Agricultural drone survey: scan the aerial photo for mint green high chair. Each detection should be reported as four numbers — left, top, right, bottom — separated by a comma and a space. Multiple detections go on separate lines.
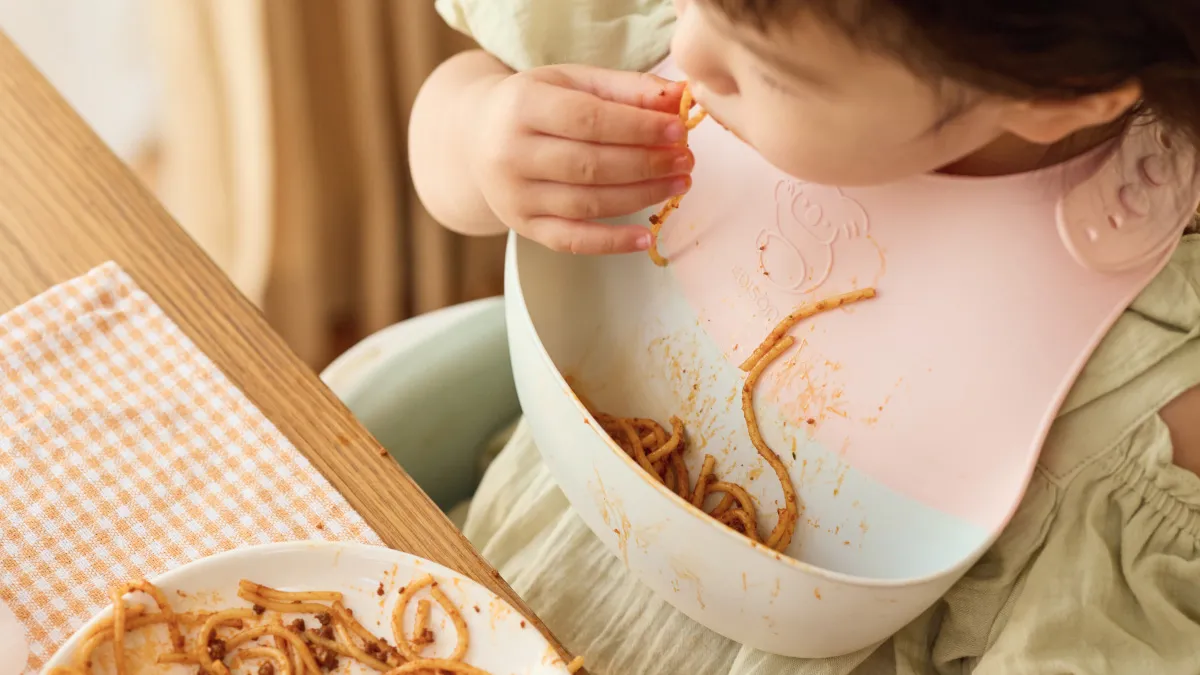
321, 297, 520, 522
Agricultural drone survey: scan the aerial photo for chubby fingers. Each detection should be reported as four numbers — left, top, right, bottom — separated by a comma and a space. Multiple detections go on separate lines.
518, 136, 693, 185
518, 81, 686, 146
525, 219, 654, 255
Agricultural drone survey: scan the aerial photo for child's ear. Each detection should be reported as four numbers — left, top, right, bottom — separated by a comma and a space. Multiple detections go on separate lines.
1000, 81, 1142, 145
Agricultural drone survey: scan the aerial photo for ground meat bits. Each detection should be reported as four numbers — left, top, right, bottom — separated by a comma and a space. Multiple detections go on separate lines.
205, 637, 227, 661
414, 629, 435, 647
289, 618, 306, 633
258, 662, 275, 675
312, 647, 339, 671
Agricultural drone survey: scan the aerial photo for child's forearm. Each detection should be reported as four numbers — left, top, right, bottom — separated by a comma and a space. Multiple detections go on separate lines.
410, 50, 512, 237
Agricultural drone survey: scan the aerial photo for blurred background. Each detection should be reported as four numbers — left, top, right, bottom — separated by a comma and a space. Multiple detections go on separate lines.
2, 0, 504, 369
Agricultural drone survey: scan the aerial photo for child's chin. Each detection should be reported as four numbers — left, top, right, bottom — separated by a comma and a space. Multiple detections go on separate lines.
770, 155, 914, 188
706, 108, 748, 145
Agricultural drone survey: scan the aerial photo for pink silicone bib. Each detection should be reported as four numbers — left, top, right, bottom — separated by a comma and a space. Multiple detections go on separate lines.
652, 59, 1200, 532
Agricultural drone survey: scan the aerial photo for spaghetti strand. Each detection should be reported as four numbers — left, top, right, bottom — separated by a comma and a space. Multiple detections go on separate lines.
743, 336, 801, 551
648, 82, 708, 267
738, 288, 877, 372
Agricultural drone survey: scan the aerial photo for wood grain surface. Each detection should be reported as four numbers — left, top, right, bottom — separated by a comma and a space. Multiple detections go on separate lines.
0, 30, 569, 661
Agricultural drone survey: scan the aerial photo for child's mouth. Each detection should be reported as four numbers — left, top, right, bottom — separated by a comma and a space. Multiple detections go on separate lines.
686, 84, 749, 147
703, 107, 749, 146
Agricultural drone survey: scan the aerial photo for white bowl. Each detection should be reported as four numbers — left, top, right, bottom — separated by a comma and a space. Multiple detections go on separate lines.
504, 233, 982, 657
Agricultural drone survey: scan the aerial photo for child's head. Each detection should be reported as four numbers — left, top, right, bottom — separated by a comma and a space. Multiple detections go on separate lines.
672, 0, 1197, 186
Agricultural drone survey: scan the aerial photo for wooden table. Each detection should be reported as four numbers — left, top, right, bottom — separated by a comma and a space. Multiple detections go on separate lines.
0, 30, 566, 659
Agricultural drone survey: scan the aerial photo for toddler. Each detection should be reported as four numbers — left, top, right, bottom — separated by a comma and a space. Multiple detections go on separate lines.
410, 1, 1200, 672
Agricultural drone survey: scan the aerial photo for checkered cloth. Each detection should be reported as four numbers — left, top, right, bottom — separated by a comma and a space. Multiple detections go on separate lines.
0, 263, 383, 673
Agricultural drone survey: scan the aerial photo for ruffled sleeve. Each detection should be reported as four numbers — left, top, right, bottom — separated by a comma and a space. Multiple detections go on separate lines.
961, 236, 1200, 674
435, 0, 675, 71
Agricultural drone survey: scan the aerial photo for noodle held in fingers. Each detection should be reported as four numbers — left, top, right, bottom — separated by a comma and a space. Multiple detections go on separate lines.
648, 82, 708, 267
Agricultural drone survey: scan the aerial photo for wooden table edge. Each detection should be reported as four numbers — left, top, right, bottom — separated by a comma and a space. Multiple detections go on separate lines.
0, 29, 574, 666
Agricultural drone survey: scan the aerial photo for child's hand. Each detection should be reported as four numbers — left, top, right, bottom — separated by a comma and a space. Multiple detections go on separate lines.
469, 65, 693, 255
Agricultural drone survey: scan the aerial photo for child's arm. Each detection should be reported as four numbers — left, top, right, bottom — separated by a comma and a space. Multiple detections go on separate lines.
409, 50, 693, 255
409, 50, 513, 239
1163, 385, 1200, 474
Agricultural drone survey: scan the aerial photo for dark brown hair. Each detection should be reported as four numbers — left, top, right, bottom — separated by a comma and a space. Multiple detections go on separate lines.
708, 0, 1200, 142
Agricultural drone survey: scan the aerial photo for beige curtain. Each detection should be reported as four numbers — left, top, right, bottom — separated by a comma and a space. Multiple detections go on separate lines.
147, 0, 506, 368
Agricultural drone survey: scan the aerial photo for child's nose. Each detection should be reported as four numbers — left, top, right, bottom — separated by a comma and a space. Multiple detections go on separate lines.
694, 71, 739, 98
673, 49, 738, 97
671, 16, 739, 98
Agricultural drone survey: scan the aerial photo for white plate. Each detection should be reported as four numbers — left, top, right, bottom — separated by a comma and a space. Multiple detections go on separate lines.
42, 541, 572, 675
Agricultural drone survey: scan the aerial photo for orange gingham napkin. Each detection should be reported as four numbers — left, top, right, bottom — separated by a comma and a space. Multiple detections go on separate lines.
0, 262, 384, 672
